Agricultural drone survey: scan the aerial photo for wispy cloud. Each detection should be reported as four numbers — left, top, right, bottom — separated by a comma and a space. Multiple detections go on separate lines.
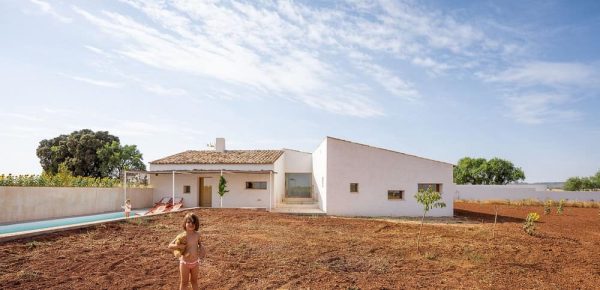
71, 0, 508, 117
0, 112, 43, 122
485, 61, 599, 88
505, 93, 582, 124
84, 45, 113, 58
63, 74, 122, 88
143, 84, 187, 96
483, 61, 598, 124
29, 0, 72, 23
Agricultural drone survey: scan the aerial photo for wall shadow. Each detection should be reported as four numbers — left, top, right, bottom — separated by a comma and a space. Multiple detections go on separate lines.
454, 209, 525, 223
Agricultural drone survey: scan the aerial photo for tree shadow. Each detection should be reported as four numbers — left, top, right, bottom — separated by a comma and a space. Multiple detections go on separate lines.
454, 209, 525, 223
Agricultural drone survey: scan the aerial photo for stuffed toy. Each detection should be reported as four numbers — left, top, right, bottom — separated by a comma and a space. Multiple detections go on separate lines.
173, 232, 190, 258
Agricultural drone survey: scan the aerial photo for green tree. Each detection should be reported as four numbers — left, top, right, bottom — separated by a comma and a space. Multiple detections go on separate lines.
97, 141, 146, 178
453, 157, 487, 184
218, 175, 229, 208
563, 177, 583, 191
36, 129, 145, 178
453, 157, 525, 185
414, 187, 446, 253
564, 170, 600, 191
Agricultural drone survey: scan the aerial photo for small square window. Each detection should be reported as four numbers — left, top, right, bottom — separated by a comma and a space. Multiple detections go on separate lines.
388, 190, 404, 200
183, 185, 191, 194
350, 183, 359, 193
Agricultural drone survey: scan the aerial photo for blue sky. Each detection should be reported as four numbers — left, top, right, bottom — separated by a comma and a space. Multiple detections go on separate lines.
1, 0, 599, 182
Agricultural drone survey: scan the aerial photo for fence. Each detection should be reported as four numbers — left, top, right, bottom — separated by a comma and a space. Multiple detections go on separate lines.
0, 186, 154, 224
455, 185, 599, 201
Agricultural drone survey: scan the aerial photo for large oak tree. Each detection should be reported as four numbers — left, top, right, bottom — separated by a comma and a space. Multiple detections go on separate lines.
36, 129, 146, 178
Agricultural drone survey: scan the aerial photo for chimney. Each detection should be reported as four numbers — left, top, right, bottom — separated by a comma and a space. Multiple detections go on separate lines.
215, 138, 225, 152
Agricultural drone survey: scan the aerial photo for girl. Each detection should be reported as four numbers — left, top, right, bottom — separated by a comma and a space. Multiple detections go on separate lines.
169, 213, 206, 290
122, 199, 132, 218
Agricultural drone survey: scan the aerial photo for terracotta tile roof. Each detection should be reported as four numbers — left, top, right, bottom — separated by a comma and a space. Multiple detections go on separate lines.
150, 150, 284, 165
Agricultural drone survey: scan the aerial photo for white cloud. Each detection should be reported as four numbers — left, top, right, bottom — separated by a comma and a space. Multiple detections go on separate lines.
29, 0, 72, 23
0, 112, 43, 122
72, 1, 513, 117
143, 84, 187, 96
505, 93, 581, 124
412, 57, 450, 74
485, 61, 599, 88
64, 74, 122, 88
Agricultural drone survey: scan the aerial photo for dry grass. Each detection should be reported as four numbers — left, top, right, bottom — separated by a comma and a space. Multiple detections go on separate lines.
455, 198, 600, 208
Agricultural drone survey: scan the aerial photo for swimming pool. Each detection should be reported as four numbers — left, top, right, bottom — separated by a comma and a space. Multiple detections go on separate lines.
0, 210, 145, 235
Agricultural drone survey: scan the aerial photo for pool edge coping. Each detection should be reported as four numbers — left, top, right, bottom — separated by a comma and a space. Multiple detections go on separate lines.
0, 207, 201, 243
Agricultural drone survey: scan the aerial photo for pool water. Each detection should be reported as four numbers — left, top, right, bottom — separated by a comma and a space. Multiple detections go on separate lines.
0, 210, 145, 235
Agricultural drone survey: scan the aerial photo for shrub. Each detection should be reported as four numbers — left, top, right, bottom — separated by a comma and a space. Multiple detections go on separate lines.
523, 212, 540, 235
543, 200, 552, 215
557, 199, 565, 215
0, 170, 147, 188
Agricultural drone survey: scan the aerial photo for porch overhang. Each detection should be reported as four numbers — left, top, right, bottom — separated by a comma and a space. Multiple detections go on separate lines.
141, 169, 276, 175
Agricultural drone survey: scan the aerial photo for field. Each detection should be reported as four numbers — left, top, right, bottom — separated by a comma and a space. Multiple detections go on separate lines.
1, 203, 598, 289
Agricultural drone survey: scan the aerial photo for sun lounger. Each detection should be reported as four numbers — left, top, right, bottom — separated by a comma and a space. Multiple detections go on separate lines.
140, 197, 172, 215
163, 198, 184, 213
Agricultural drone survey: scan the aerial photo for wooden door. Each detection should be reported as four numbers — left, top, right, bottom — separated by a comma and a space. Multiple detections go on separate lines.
199, 177, 212, 207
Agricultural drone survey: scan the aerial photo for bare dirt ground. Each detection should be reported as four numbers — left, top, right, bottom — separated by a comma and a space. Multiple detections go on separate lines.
1, 203, 599, 289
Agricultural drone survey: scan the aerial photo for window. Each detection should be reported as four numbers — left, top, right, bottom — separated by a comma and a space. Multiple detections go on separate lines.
246, 181, 267, 189
418, 183, 442, 192
350, 183, 359, 193
388, 190, 404, 200
286, 173, 311, 198
183, 185, 191, 194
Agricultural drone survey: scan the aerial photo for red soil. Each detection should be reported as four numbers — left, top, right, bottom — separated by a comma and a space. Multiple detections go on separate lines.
0, 203, 598, 289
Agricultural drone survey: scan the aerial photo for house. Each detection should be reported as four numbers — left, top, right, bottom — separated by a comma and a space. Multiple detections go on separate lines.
148, 137, 454, 217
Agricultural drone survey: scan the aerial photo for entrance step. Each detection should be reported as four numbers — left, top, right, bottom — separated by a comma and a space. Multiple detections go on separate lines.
276, 203, 321, 209
282, 197, 317, 205
271, 207, 326, 216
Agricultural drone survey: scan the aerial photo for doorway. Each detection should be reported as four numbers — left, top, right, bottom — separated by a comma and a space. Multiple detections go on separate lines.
198, 177, 212, 207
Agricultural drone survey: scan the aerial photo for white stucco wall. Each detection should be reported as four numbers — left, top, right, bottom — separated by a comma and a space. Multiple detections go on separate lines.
0, 187, 154, 224
283, 149, 312, 172
312, 138, 327, 211
455, 185, 600, 201
150, 173, 203, 207
325, 137, 454, 217
149, 168, 275, 209
217, 173, 271, 208
273, 155, 285, 207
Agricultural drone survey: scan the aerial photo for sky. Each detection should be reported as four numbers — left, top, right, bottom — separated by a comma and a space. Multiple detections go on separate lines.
1, 0, 599, 183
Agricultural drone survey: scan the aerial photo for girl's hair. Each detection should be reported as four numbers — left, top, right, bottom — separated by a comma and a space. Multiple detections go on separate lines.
182, 213, 200, 231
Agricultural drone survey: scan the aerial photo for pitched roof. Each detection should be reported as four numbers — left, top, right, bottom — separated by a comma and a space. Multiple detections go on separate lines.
150, 150, 284, 165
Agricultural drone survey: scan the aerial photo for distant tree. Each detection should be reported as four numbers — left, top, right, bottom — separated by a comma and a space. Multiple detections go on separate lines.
36, 129, 145, 178
563, 170, 600, 191
453, 157, 525, 185
414, 187, 446, 253
453, 157, 487, 184
563, 177, 583, 191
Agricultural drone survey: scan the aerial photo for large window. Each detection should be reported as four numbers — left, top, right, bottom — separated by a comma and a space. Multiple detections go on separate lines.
286, 173, 311, 198
350, 183, 359, 193
418, 183, 442, 192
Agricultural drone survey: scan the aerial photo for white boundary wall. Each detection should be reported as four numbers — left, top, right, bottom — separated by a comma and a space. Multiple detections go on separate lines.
0, 187, 154, 224
455, 185, 600, 201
